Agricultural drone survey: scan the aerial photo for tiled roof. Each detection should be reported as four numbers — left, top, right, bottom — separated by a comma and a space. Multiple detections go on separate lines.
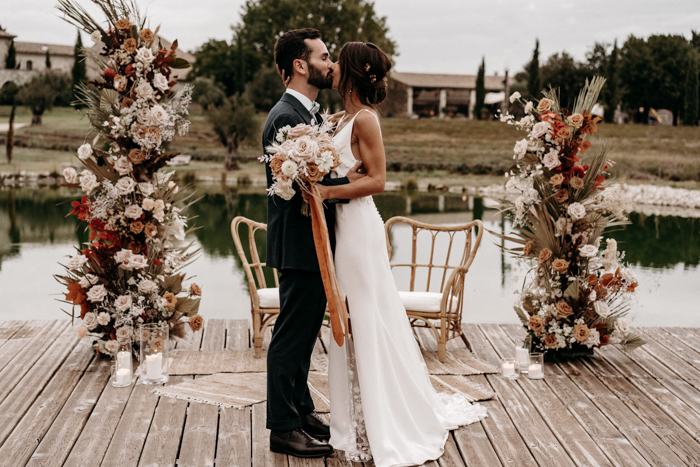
0, 30, 17, 39
390, 71, 514, 91
14, 41, 74, 56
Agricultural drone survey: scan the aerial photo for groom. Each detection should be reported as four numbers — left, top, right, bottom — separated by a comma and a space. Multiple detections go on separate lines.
262, 28, 363, 458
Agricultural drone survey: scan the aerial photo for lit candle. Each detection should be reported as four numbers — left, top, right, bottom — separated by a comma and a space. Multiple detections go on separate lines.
515, 347, 529, 372
116, 367, 131, 385
146, 353, 162, 380
528, 363, 544, 379
502, 361, 515, 377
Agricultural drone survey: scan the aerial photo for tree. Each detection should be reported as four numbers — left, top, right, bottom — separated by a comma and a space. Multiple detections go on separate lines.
16, 73, 61, 125
474, 57, 485, 120
45, 50, 51, 68
647, 34, 691, 125
206, 94, 259, 170
3, 83, 18, 164
192, 77, 226, 110
603, 40, 618, 123
191, 39, 247, 96
526, 39, 541, 98
246, 65, 286, 111
540, 52, 587, 110
5, 39, 16, 69
71, 31, 87, 105
683, 50, 699, 126
619, 35, 654, 123
0, 81, 18, 105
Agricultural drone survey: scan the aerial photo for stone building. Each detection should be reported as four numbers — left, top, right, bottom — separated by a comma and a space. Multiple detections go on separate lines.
383, 71, 515, 119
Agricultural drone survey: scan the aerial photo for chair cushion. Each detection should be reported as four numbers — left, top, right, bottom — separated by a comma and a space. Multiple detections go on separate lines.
399, 291, 459, 313
257, 288, 280, 309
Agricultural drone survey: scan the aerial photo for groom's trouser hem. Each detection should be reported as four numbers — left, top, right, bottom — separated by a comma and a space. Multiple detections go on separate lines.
266, 417, 303, 431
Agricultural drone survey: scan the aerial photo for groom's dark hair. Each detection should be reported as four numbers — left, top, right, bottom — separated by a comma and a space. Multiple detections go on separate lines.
274, 28, 322, 80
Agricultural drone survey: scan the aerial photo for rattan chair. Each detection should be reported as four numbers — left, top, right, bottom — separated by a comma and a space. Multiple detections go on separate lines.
385, 216, 483, 362
231, 216, 280, 358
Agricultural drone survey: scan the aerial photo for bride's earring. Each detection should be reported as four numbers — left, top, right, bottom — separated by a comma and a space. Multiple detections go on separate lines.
349, 88, 353, 94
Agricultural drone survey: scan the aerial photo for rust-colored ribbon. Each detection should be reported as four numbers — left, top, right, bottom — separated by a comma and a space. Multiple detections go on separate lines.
309, 187, 350, 347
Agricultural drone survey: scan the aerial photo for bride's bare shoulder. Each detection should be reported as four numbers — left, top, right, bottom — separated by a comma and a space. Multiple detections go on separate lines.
353, 110, 381, 137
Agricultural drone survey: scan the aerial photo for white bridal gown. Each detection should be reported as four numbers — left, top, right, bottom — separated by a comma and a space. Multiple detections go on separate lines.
328, 110, 488, 467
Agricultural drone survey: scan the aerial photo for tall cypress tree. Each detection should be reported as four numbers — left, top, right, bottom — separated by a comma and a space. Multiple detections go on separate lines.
604, 40, 618, 123
527, 39, 541, 98
683, 51, 699, 126
71, 31, 87, 104
45, 50, 51, 68
474, 57, 486, 120
5, 39, 16, 69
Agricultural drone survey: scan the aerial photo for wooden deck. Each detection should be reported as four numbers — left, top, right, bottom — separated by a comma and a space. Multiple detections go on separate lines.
1, 319, 700, 467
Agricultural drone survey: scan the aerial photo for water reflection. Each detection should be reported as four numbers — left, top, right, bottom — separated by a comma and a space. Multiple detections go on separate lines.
0, 186, 698, 326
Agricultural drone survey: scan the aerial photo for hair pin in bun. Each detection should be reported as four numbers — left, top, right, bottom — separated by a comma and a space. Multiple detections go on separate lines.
364, 63, 371, 72
369, 74, 376, 83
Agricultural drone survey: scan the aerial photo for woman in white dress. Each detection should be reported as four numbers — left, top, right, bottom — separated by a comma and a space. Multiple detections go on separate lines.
316, 42, 488, 467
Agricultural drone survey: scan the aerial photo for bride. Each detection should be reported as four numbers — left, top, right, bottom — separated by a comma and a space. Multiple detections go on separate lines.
316, 42, 488, 467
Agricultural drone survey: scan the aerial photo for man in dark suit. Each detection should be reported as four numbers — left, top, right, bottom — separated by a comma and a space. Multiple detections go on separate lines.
262, 28, 363, 458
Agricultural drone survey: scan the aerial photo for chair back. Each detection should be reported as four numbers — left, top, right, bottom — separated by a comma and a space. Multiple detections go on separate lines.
231, 217, 279, 309
384, 217, 483, 295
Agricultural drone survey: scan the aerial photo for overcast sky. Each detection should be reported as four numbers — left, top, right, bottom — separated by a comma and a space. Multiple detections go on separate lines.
2, 0, 699, 75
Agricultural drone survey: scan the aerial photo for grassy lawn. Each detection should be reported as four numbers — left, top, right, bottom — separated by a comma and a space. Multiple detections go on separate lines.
1, 105, 699, 189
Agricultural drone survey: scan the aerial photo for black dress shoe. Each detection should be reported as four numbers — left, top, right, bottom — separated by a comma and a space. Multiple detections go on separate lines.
301, 411, 331, 441
270, 428, 334, 458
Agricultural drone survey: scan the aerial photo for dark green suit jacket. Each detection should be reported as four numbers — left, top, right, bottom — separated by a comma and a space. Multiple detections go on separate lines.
263, 93, 349, 272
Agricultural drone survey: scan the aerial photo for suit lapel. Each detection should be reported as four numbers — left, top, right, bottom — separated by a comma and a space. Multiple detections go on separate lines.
281, 93, 313, 124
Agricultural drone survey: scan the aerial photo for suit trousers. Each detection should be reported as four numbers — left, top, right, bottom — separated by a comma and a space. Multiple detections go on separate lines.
266, 268, 327, 430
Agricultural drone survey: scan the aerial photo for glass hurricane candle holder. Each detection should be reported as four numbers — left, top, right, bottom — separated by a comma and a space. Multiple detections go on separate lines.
501, 358, 519, 380
112, 329, 133, 388
139, 322, 169, 385
527, 352, 545, 380
515, 335, 531, 374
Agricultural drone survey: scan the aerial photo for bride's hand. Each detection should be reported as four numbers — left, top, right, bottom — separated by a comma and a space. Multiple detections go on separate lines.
315, 184, 331, 200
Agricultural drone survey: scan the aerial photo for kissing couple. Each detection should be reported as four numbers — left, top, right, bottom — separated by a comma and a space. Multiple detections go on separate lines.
263, 28, 487, 467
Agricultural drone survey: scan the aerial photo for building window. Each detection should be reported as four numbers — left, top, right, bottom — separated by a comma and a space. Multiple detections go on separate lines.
26, 61, 32, 70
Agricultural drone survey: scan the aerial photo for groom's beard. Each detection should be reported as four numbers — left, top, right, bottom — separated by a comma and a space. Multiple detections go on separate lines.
308, 64, 333, 90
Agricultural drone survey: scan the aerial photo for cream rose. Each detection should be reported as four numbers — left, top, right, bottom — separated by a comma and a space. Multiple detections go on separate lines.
135, 79, 154, 100
542, 150, 561, 170
77, 144, 93, 160
616, 318, 630, 334
620, 268, 636, 284
80, 171, 100, 193
150, 104, 169, 126
87, 285, 107, 303
531, 121, 550, 138
129, 254, 148, 270
90, 30, 101, 43
138, 182, 155, 196
293, 136, 319, 162
136, 107, 152, 125
63, 167, 77, 184
524, 101, 534, 114
96, 311, 111, 326
135, 47, 155, 65
114, 75, 128, 92
124, 205, 143, 220
104, 340, 119, 355
67, 254, 88, 270
83, 312, 97, 330
537, 98, 553, 113
584, 328, 600, 348
153, 73, 169, 92
114, 295, 132, 312
79, 274, 99, 289
567, 202, 586, 220
116, 326, 132, 341
276, 183, 296, 200
138, 279, 159, 294
114, 156, 133, 176
142, 198, 155, 211
114, 248, 133, 265
579, 244, 599, 258
115, 177, 136, 196
513, 139, 528, 159
594, 300, 610, 317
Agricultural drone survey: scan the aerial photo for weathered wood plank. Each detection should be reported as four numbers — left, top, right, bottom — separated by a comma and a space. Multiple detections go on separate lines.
63, 373, 138, 467
227, 319, 250, 350
0, 337, 95, 466
288, 454, 325, 467
644, 327, 700, 370
137, 376, 191, 467
0, 321, 77, 446
0, 320, 68, 404
632, 328, 700, 384
558, 358, 687, 466
100, 382, 161, 467
500, 325, 653, 467
580, 352, 700, 463
436, 433, 465, 467
252, 402, 289, 467
0, 321, 45, 373
665, 327, 700, 355
0, 320, 26, 347
452, 418, 502, 467
25, 357, 111, 467
177, 318, 225, 467
217, 407, 252, 467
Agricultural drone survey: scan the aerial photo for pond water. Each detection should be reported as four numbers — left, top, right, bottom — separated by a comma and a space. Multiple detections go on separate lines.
0, 186, 698, 327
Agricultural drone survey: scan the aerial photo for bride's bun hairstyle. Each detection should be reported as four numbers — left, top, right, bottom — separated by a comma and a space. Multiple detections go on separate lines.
338, 42, 392, 106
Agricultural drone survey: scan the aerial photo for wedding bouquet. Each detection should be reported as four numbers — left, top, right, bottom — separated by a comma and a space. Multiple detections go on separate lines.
496, 77, 645, 356
261, 118, 341, 213
54, 0, 202, 357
